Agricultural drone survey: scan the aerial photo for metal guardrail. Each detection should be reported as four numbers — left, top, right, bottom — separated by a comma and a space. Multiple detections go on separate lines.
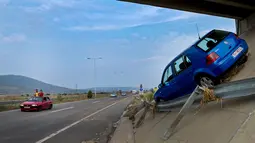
157, 77, 255, 111
0, 100, 24, 105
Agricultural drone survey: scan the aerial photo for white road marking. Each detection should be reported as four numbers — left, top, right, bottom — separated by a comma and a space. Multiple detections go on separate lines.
0, 109, 19, 114
92, 101, 100, 104
35, 98, 128, 143
50, 107, 74, 113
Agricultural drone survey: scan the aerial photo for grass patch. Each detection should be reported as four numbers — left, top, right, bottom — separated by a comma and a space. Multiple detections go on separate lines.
0, 103, 20, 112
0, 95, 28, 101
140, 92, 154, 102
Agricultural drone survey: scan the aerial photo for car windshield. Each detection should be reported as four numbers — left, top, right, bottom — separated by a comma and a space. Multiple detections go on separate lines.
27, 97, 43, 102
196, 30, 229, 52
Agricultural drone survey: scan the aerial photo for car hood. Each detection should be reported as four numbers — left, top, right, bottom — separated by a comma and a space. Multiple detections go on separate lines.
22, 101, 41, 105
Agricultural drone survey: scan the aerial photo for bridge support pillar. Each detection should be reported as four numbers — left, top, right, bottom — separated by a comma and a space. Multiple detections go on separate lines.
236, 12, 255, 36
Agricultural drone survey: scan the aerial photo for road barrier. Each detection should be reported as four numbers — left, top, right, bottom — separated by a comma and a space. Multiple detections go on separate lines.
0, 100, 24, 105
157, 77, 255, 111
158, 77, 255, 140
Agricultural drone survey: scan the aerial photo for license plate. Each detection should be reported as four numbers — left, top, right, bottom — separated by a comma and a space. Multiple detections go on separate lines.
232, 47, 243, 58
24, 106, 30, 109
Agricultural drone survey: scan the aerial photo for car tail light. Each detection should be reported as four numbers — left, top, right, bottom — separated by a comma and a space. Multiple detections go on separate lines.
206, 52, 219, 65
234, 34, 239, 39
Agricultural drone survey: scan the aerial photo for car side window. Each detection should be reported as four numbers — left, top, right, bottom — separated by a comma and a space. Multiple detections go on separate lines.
162, 65, 174, 84
174, 56, 192, 74
184, 55, 192, 67
46, 97, 50, 101
43, 97, 47, 101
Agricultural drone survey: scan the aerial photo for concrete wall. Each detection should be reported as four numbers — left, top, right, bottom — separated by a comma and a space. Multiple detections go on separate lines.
236, 12, 255, 35
232, 18, 255, 81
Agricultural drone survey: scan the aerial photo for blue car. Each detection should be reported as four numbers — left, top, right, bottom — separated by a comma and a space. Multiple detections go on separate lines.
154, 29, 249, 102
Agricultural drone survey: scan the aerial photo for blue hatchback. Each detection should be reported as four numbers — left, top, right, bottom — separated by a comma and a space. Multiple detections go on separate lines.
154, 29, 249, 102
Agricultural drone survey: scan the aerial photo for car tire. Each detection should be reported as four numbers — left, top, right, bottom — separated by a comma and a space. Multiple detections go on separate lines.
37, 106, 42, 112
155, 97, 160, 103
48, 104, 53, 110
198, 76, 215, 88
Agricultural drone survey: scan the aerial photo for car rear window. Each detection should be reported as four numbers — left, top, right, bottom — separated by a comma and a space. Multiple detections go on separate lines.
196, 30, 230, 52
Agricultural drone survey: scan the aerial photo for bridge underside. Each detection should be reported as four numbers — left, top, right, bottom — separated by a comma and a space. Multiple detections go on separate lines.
120, 0, 255, 35
120, 0, 255, 20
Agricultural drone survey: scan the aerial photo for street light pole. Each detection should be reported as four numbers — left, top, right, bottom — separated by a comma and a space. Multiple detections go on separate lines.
87, 57, 102, 98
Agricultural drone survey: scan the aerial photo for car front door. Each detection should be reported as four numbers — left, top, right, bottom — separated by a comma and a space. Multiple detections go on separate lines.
158, 64, 180, 101
173, 55, 196, 96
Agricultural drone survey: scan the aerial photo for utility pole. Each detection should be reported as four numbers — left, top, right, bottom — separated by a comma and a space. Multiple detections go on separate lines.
87, 57, 102, 98
75, 84, 78, 94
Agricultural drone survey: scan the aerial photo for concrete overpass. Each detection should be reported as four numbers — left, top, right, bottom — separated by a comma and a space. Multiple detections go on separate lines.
119, 0, 255, 35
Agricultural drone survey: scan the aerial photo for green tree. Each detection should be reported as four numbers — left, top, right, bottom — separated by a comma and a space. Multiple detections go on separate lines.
87, 90, 93, 99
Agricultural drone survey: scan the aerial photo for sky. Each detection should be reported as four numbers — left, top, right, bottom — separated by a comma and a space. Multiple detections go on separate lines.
0, 0, 236, 89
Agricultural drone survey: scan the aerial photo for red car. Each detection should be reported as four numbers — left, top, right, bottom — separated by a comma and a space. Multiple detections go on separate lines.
20, 97, 53, 112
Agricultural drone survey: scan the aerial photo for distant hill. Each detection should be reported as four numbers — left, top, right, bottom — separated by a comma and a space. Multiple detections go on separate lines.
0, 75, 71, 95
0, 75, 140, 95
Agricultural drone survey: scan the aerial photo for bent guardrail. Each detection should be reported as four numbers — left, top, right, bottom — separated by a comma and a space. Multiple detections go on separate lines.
0, 100, 24, 105
157, 77, 255, 111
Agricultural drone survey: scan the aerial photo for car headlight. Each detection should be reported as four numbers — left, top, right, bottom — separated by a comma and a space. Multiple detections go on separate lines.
32, 104, 37, 106
20, 104, 24, 106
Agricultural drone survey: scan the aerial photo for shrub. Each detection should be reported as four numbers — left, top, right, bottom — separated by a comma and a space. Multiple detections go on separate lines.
87, 90, 93, 99
26, 94, 29, 97
57, 95, 63, 101
21, 94, 24, 96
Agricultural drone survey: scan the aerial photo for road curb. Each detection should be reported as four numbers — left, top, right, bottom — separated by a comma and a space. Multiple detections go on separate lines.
109, 98, 135, 143
109, 117, 135, 143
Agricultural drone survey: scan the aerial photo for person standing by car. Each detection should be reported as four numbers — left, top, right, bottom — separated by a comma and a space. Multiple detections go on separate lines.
39, 89, 44, 97
34, 89, 39, 97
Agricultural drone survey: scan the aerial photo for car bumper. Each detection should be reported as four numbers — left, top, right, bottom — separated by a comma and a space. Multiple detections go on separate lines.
20, 106, 39, 111
212, 40, 249, 76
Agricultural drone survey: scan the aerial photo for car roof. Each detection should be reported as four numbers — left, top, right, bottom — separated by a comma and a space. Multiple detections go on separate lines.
165, 29, 227, 68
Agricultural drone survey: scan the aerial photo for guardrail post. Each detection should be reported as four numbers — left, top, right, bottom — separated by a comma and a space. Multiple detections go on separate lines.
162, 86, 202, 140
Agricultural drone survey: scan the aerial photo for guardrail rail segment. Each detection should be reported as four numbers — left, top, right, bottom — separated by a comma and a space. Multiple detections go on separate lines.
157, 77, 255, 111
157, 77, 255, 140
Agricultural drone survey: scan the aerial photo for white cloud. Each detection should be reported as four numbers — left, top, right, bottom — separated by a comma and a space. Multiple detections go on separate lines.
22, 0, 79, 12
133, 56, 166, 63
199, 26, 236, 37
66, 25, 120, 31
67, 12, 198, 31
53, 17, 60, 22
0, 0, 9, 6
64, 2, 201, 31
0, 34, 27, 43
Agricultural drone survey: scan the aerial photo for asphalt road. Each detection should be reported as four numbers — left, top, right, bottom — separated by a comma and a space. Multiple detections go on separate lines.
0, 96, 132, 143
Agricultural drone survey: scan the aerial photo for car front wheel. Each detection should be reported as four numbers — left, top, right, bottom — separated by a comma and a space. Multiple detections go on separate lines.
155, 97, 161, 103
37, 106, 42, 112
48, 104, 53, 110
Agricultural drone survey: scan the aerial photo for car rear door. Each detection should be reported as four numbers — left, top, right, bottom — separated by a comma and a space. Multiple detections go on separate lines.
172, 55, 197, 96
